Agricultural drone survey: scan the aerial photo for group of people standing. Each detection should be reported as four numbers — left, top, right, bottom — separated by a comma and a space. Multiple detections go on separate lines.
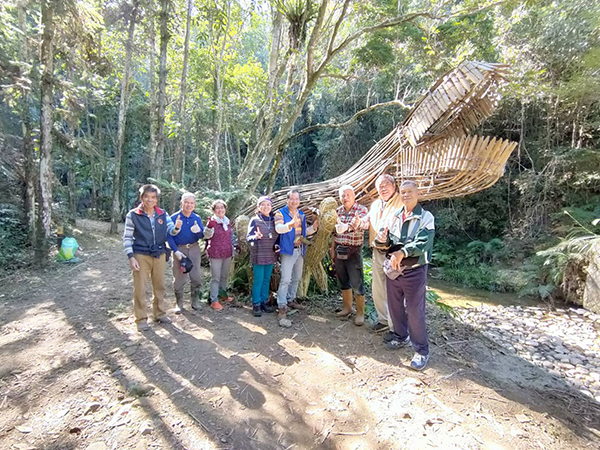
123, 175, 435, 371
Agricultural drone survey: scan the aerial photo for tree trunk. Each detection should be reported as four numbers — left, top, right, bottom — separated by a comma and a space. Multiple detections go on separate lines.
171, 0, 192, 210
224, 128, 232, 188
148, 0, 158, 178
153, 0, 170, 179
209, 76, 222, 190
18, 0, 36, 244
36, 0, 56, 264
208, 0, 232, 191
109, 2, 138, 234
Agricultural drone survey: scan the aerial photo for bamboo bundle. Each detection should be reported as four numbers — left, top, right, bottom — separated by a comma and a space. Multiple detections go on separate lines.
298, 197, 338, 296
256, 61, 517, 214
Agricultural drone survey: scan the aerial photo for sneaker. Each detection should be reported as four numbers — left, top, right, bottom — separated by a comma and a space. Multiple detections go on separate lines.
410, 353, 429, 371
383, 331, 400, 343
384, 335, 410, 351
220, 296, 234, 303
287, 300, 306, 310
372, 322, 389, 333
155, 315, 172, 324
211, 301, 224, 311
261, 302, 274, 313
136, 321, 150, 332
253, 304, 262, 317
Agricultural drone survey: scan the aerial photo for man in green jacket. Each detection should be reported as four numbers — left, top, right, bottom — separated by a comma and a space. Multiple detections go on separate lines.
376, 180, 435, 370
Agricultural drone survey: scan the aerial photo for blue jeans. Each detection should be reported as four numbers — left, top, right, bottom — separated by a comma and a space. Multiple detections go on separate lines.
252, 264, 274, 305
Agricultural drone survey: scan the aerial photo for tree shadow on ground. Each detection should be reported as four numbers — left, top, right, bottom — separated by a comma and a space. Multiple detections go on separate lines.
3, 224, 600, 448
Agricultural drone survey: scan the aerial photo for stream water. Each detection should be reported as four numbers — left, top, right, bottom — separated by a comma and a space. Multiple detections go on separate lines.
428, 278, 541, 309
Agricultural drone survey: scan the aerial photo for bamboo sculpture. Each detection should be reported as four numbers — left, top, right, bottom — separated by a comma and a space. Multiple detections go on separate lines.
237, 61, 518, 295
256, 61, 518, 212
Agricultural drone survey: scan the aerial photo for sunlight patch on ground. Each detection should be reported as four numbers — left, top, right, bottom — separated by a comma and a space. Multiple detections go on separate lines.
278, 339, 350, 373
306, 314, 330, 323
82, 268, 103, 279
230, 318, 268, 335
178, 320, 215, 341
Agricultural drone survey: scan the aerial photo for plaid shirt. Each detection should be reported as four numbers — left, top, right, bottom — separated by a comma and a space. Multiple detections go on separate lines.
334, 202, 369, 247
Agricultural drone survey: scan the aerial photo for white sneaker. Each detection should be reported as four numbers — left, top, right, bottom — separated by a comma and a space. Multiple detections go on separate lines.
410, 353, 429, 371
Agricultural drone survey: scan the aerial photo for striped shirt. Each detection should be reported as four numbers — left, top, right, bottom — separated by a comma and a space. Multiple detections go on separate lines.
334, 202, 369, 247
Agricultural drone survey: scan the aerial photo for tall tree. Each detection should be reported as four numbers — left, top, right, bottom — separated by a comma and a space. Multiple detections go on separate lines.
207, 0, 233, 190
171, 0, 193, 208
153, 0, 170, 179
110, 1, 139, 234
147, 0, 158, 179
17, 0, 36, 243
36, 0, 56, 263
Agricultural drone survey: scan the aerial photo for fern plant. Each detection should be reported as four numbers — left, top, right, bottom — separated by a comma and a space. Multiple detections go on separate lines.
537, 212, 600, 299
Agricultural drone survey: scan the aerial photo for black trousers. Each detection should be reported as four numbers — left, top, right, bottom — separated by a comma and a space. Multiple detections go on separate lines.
386, 265, 429, 355
335, 248, 365, 295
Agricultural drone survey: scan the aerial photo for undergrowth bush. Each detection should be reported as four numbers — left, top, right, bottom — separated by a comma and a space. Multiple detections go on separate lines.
0, 204, 30, 270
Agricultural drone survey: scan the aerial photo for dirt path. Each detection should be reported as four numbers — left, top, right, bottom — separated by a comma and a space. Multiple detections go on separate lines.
1, 220, 599, 450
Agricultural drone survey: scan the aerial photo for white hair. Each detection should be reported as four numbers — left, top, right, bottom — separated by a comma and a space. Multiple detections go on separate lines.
338, 184, 355, 197
180, 192, 196, 203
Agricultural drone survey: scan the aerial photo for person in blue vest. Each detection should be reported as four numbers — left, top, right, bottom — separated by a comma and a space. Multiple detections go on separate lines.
274, 189, 318, 328
123, 184, 178, 332
166, 192, 205, 313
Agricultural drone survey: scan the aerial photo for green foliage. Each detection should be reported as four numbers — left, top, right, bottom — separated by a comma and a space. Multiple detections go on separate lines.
537, 213, 600, 291
0, 204, 30, 270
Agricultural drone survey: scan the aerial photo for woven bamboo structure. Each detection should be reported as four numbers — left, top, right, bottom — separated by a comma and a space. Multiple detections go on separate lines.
260, 61, 518, 212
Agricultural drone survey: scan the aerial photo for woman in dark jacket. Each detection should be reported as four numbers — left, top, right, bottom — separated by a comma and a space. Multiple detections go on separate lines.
246, 196, 279, 317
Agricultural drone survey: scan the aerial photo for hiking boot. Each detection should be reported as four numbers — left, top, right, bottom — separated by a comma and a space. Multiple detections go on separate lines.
410, 353, 429, 371
335, 289, 353, 318
174, 291, 184, 314
261, 302, 274, 313
253, 304, 262, 317
278, 306, 292, 328
372, 322, 389, 333
211, 301, 224, 311
136, 321, 150, 332
288, 300, 306, 310
191, 286, 202, 310
384, 335, 410, 350
354, 294, 365, 326
155, 315, 172, 324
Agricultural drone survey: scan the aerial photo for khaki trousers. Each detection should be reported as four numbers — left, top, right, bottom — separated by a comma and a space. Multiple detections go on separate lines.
372, 249, 392, 329
172, 244, 202, 294
132, 253, 167, 322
